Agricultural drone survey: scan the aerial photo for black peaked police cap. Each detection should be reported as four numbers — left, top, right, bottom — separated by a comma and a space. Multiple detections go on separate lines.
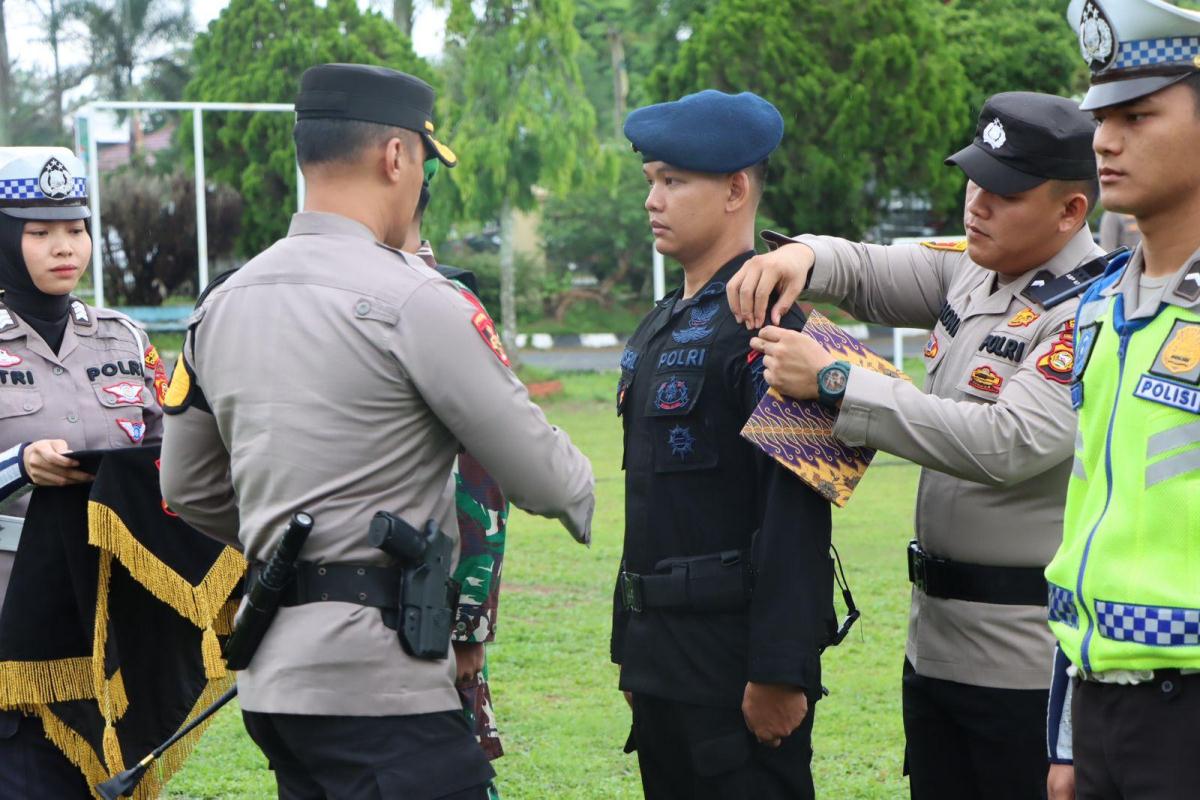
944, 92, 1096, 196
295, 63, 457, 167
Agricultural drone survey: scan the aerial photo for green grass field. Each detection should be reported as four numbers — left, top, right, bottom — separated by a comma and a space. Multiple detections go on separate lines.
164, 370, 921, 799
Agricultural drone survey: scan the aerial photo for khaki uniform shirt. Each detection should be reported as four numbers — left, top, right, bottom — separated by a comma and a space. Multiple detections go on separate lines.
780, 226, 1101, 689
0, 299, 164, 617
160, 212, 595, 717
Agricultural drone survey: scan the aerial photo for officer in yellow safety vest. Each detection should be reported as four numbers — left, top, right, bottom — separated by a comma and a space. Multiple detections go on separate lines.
1044, 2, 1200, 799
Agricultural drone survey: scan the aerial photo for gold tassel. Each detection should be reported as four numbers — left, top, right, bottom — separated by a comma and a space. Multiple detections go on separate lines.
102, 719, 125, 774
145, 673, 237, 798
214, 596, 239, 636
201, 627, 226, 679
87, 501, 245, 630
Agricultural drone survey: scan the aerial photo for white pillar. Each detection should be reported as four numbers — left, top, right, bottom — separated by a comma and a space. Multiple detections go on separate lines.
893, 327, 904, 371
87, 109, 104, 308
193, 109, 209, 291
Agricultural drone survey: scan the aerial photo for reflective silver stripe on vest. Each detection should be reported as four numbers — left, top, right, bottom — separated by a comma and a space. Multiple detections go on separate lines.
1146, 448, 1200, 488
1148, 420, 1200, 458
1073, 430, 1087, 480
0, 514, 24, 553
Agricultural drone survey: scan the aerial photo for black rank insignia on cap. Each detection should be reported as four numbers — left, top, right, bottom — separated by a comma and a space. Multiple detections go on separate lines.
1079, 0, 1118, 72
39, 157, 72, 201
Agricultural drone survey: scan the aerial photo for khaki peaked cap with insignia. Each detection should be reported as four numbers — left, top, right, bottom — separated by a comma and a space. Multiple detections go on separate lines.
295, 63, 457, 167
1068, 0, 1200, 109
0, 147, 90, 220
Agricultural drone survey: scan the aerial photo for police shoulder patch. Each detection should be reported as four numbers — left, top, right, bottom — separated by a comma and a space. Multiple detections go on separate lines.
460, 290, 510, 368
920, 240, 968, 252
162, 355, 209, 415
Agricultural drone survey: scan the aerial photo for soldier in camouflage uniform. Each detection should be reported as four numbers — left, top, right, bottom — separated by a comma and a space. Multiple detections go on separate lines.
408, 171, 507, 790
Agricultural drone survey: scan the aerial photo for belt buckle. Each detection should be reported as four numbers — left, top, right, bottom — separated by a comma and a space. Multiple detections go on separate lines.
620, 571, 643, 613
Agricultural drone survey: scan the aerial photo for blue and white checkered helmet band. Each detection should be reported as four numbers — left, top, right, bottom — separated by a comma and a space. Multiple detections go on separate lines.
1114, 36, 1200, 70
0, 176, 87, 202
1095, 599, 1200, 647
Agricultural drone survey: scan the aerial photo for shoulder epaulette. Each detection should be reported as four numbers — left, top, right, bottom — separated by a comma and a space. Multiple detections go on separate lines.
1022, 247, 1129, 309
919, 240, 968, 253
436, 264, 479, 297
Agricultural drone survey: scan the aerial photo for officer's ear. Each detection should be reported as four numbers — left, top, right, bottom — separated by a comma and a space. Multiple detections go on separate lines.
383, 132, 421, 185
725, 170, 753, 214
1053, 178, 1094, 234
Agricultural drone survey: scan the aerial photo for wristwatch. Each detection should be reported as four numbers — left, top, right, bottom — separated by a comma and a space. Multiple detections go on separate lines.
816, 360, 851, 409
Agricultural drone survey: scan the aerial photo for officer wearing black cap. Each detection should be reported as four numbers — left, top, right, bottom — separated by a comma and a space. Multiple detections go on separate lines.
1043, 3, 1200, 799
611, 89, 836, 799
725, 92, 1105, 800
159, 64, 596, 798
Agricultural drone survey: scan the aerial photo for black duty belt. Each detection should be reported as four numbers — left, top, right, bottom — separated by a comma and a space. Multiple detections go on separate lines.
619, 549, 751, 614
248, 562, 401, 610
907, 541, 1047, 607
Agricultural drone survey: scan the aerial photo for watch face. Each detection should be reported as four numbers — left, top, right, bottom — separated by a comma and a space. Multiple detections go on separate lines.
820, 366, 847, 394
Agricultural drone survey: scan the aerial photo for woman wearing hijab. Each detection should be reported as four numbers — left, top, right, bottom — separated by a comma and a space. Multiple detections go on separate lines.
0, 147, 166, 795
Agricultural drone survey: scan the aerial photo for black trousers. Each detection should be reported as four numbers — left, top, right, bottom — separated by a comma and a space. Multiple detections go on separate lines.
628, 693, 816, 800
902, 660, 1048, 800
242, 709, 495, 800
1073, 672, 1200, 800
0, 710, 92, 799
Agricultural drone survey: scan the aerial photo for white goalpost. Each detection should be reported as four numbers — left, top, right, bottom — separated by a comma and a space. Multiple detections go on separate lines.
77, 100, 301, 308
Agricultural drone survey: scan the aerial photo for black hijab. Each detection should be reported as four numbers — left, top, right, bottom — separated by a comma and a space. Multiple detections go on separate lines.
0, 212, 73, 353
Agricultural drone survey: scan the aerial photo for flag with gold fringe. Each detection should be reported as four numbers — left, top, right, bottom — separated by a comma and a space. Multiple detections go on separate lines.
0, 446, 243, 799
740, 311, 911, 507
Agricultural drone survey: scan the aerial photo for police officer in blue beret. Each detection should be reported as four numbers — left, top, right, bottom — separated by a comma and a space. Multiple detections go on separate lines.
611, 90, 836, 799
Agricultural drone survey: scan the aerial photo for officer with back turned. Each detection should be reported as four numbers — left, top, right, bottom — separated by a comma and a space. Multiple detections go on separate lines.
159, 64, 595, 799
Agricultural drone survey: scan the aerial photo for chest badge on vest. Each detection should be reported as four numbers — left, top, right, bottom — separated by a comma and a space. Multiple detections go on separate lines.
1007, 307, 1039, 328
0, 349, 22, 368
666, 425, 696, 459
655, 376, 690, 411
1150, 321, 1200, 385
103, 381, 145, 406
1074, 322, 1101, 380
672, 301, 720, 344
116, 418, 146, 443
968, 365, 1003, 394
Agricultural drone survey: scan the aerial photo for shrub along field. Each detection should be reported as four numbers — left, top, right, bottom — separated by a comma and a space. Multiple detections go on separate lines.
165, 371, 921, 799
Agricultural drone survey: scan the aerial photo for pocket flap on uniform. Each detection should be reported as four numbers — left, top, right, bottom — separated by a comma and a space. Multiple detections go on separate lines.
690, 729, 751, 777
92, 380, 147, 409
0, 390, 42, 419
645, 371, 705, 417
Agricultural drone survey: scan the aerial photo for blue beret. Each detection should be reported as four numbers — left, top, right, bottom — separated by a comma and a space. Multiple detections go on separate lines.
623, 90, 784, 174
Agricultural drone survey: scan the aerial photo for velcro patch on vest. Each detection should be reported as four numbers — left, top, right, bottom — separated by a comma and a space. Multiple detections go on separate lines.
1074, 322, 1102, 379
656, 346, 708, 372
1133, 374, 1200, 414
1150, 320, 1200, 385
979, 333, 1026, 364
646, 372, 704, 417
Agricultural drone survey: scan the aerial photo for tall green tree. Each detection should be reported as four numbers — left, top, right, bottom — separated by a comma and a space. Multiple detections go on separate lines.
945, 0, 1086, 145
74, 0, 192, 150
438, 0, 598, 353
661, 0, 970, 240
185, 0, 429, 255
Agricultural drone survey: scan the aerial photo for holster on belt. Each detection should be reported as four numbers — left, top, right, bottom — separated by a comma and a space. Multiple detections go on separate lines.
907, 539, 1047, 607
619, 549, 752, 614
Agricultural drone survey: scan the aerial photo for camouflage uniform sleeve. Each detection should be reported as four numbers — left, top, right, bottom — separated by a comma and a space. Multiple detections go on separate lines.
451, 451, 508, 644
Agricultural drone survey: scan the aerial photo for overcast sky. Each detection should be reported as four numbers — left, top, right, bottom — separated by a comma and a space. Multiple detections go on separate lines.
7, 0, 447, 76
